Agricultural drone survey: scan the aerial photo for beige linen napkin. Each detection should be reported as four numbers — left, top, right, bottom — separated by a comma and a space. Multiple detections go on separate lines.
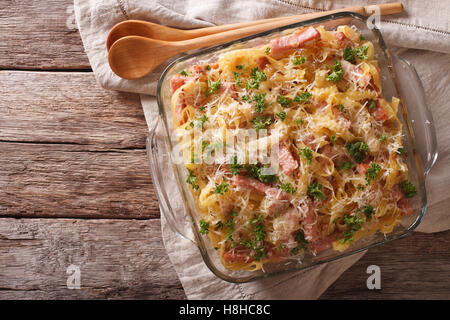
75, 0, 450, 299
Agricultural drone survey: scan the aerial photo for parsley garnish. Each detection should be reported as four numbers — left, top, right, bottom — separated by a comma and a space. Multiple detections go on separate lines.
365, 163, 381, 184
399, 180, 417, 198
253, 92, 267, 112
252, 116, 272, 131
326, 60, 344, 82
299, 147, 313, 164
245, 164, 278, 184
293, 92, 312, 103
276, 111, 287, 121
206, 78, 221, 96
340, 213, 366, 244
179, 70, 189, 76
346, 141, 370, 163
280, 183, 296, 194
196, 114, 208, 129
205, 65, 211, 71
246, 67, 267, 90
343, 47, 356, 64
358, 205, 374, 219
214, 182, 229, 195
241, 94, 251, 102
186, 169, 199, 190
199, 219, 210, 235
295, 118, 304, 126
290, 231, 309, 255
232, 71, 242, 87
330, 135, 337, 145
308, 182, 326, 201
236, 65, 245, 70
293, 56, 306, 65
277, 95, 291, 107
265, 47, 271, 54
397, 147, 406, 156
338, 162, 354, 170
368, 100, 377, 110
230, 156, 244, 175
356, 44, 369, 60
379, 134, 387, 142
359, 34, 365, 41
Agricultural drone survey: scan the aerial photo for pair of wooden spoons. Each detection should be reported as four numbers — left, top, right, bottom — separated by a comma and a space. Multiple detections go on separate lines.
107, 2, 402, 80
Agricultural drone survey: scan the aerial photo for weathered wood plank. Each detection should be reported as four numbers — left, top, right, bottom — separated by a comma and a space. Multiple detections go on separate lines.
0, 71, 147, 149
0, 0, 90, 69
0, 218, 448, 299
0, 218, 185, 299
0, 143, 160, 219
321, 230, 450, 299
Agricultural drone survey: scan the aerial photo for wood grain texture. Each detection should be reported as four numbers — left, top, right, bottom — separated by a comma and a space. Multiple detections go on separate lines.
321, 230, 450, 299
0, 142, 160, 219
0, 217, 448, 299
0, 218, 185, 299
0, 0, 90, 69
0, 71, 148, 149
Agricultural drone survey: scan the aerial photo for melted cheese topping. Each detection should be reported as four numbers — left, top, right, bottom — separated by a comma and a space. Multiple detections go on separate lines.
169, 25, 412, 272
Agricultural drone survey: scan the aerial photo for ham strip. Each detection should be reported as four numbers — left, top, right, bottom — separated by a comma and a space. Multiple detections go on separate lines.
270, 26, 321, 59
255, 56, 270, 69
341, 59, 371, 88
278, 143, 298, 175
170, 74, 189, 94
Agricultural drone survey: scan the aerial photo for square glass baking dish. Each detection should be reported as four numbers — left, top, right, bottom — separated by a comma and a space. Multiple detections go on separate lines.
148, 12, 438, 283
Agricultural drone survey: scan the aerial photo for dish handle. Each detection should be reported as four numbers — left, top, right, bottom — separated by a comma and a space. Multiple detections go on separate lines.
146, 117, 197, 244
392, 55, 438, 175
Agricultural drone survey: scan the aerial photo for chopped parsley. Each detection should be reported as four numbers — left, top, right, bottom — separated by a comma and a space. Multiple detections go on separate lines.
356, 44, 369, 60
245, 164, 278, 184
241, 94, 251, 102
224, 218, 235, 245
280, 182, 296, 194
360, 34, 365, 41
214, 182, 229, 195
343, 47, 356, 64
397, 147, 407, 156
240, 215, 267, 261
252, 116, 272, 131
330, 135, 337, 145
368, 100, 377, 110
308, 182, 326, 201
253, 92, 267, 112
229, 156, 244, 175
199, 219, 209, 235
399, 180, 417, 198
265, 47, 271, 54
206, 78, 221, 96
365, 163, 381, 185
179, 70, 189, 76
346, 141, 370, 163
246, 67, 267, 90
186, 169, 199, 190
205, 65, 211, 71
326, 60, 344, 82
379, 134, 387, 142
338, 104, 346, 113
196, 114, 208, 129
340, 213, 366, 244
293, 92, 312, 103
299, 147, 313, 164
338, 162, 354, 170
276, 111, 287, 121
290, 231, 309, 255
293, 56, 306, 65
236, 64, 245, 70
277, 95, 291, 107
232, 71, 242, 87
295, 118, 305, 126
358, 205, 374, 219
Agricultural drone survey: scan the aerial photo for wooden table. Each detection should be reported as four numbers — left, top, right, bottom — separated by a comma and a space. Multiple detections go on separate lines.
1, 1, 449, 300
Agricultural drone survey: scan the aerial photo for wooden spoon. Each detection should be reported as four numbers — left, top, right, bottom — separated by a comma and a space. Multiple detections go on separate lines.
106, 2, 402, 50
108, 3, 403, 79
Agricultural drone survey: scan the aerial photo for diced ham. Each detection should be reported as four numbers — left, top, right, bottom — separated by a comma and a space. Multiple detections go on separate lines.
218, 81, 238, 99
278, 143, 298, 175
398, 197, 413, 216
255, 56, 270, 69
309, 232, 338, 255
356, 163, 370, 175
370, 100, 389, 122
272, 207, 302, 241
223, 246, 252, 263
232, 174, 287, 199
170, 74, 189, 94
189, 63, 219, 74
319, 144, 337, 159
269, 26, 321, 59
334, 31, 353, 47
341, 59, 372, 88
303, 135, 318, 150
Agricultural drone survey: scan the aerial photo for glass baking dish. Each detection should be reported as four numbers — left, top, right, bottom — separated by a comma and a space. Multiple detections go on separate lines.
148, 12, 438, 283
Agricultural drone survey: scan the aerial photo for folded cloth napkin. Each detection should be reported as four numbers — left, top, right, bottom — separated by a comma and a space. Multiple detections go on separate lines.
75, 0, 450, 299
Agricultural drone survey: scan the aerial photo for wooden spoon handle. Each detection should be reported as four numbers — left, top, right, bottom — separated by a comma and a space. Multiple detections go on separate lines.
173, 2, 401, 53
184, 2, 402, 38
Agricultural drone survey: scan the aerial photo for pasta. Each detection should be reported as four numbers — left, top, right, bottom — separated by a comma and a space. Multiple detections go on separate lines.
169, 25, 417, 271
